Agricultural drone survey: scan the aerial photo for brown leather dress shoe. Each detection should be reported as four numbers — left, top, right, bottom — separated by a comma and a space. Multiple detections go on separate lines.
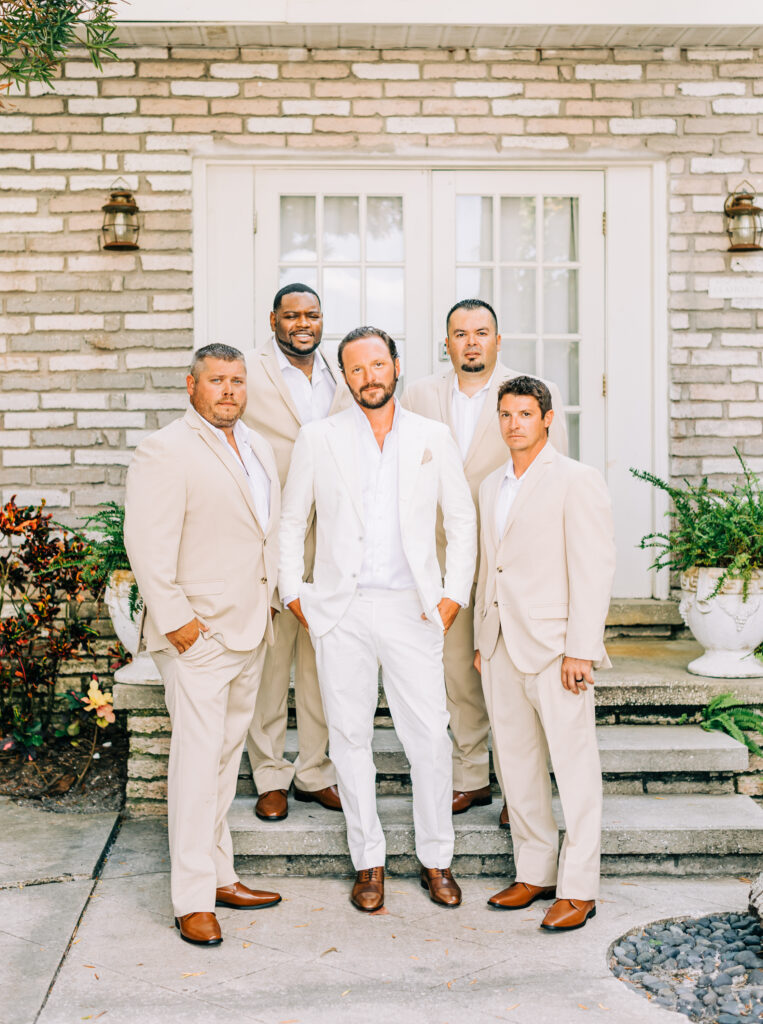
541, 898, 596, 931
215, 881, 282, 910
255, 789, 288, 821
499, 803, 509, 829
175, 911, 222, 946
350, 866, 384, 912
451, 785, 492, 814
420, 867, 462, 907
294, 784, 343, 811
488, 881, 556, 910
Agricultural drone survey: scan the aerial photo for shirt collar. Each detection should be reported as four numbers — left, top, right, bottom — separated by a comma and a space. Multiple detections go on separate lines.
272, 335, 326, 382
452, 364, 498, 400
503, 441, 549, 484
190, 405, 250, 453
352, 396, 400, 439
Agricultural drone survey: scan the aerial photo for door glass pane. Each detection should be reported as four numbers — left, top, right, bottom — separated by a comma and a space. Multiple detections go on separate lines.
280, 196, 316, 261
500, 267, 536, 333
367, 197, 403, 262
456, 195, 492, 262
500, 197, 536, 261
279, 266, 318, 289
544, 268, 578, 334
501, 340, 536, 375
544, 340, 580, 406
324, 196, 360, 261
323, 266, 360, 335
456, 266, 493, 303
543, 196, 578, 263
367, 267, 404, 336
566, 412, 580, 461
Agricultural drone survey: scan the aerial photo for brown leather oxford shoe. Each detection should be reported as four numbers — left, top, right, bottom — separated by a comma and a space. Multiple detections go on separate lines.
215, 881, 282, 910
294, 784, 343, 811
499, 803, 509, 829
255, 789, 288, 821
350, 866, 384, 912
175, 911, 222, 946
451, 785, 492, 814
488, 881, 557, 910
420, 867, 462, 907
541, 898, 596, 931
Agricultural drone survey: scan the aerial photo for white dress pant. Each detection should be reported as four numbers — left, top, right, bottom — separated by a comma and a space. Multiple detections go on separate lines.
312, 588, 454, 871
153, 634, 266, 918
481, 632, 602, 899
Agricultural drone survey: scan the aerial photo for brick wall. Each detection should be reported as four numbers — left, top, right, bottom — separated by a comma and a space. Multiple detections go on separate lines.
1, 43, 762, 524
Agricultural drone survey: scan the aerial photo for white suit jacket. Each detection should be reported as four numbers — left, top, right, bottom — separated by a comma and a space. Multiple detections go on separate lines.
474, 444, 616, 675
124, 409, 281, 654
279, 405, 477, 638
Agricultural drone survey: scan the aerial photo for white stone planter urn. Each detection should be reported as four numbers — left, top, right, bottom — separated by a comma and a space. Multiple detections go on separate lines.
103, 568, 160, 683
679, 566, 763, 678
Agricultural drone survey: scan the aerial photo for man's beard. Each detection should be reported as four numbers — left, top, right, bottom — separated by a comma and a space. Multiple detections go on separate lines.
275, 331, 321, 358
355, 376, 398, 409
461, 361, 485, 374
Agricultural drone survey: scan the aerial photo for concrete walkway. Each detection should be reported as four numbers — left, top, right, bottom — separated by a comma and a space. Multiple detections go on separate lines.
2, 804, 752, 1024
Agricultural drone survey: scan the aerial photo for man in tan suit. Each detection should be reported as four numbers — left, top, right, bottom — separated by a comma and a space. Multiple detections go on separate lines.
474, 375, 615, 932
241, 283, 350, 822
124, 344, 282, 947
402, 299, 568, 820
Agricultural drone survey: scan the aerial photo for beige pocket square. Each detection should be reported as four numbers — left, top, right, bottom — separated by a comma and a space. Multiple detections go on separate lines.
421, 449, 433, 464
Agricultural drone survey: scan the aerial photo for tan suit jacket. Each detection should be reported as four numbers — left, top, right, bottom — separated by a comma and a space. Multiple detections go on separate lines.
474, 444, 615, 675
401, 363, 568, 572
124, 409, 280, 654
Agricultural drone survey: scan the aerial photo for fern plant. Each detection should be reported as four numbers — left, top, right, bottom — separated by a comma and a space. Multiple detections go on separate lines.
78, 503, 140, 616
630, 447, 763, 598
680, 692, 763, 757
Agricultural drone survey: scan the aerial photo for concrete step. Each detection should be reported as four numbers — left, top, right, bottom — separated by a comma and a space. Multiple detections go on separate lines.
229, 792, 763, 877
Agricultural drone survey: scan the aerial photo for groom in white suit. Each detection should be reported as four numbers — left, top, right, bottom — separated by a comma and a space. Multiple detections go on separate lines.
279, 326, 477, 912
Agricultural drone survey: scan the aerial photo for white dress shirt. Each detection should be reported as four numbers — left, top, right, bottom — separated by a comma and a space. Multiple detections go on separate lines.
273, 337, 336, 425
354, 400, 418, 592
450, 367, 498, 460
495, 443, 548, 538
191, 407, 271, 530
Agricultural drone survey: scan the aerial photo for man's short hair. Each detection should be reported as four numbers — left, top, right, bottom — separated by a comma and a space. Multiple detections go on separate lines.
189, 343, 245, 381
337, 326, 399, 371
497, 375, 552, 418
446, 298, 498, 334
272, 282, 321, 312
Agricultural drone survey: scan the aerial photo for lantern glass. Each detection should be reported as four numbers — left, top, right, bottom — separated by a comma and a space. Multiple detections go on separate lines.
724, 183, 763, 252
728, 210, 762, 250
101, 189, 140, 251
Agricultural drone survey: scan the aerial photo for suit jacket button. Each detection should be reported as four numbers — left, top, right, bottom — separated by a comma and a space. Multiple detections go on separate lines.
493, 601, 498, 607
260, 577, 267, 584
497, 567, 503, 572
263, 539, 267, 546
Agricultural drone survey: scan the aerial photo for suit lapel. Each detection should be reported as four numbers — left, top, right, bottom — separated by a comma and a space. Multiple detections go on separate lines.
397, 408, 427, 521
260, 342, 302, 426
326, 409, 364, 522
500, 445, 555, 542
438, 371, 456, 439
463, 370, 502, 473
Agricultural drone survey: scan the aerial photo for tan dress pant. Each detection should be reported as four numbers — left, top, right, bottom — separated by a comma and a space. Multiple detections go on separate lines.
153, 635, 266, 918
481, 632, 602, 900
246, 607, 335, 795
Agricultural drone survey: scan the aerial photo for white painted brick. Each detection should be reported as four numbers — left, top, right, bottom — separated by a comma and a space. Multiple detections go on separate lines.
282, 100, 351, 115
170, 81, 239, 97
69, 174, 139, 192
0, 198, 36, 213
731, 256, 763, 273
731, 297, 763, 309
103, 117, 172, 133
48, 355, 118, 371
713, 98, 763, 114
669, 198, 686, 213
0, 217, 63, 234
0, 175, 66, 191
74, 450, 132, 466
66, 255, 136, 272
105, 155, 118, 170
146, 134, 218, 151
672, 332, 712, 348
575, 65, 642, 80
678, 81, 746, 96
210, 63, 277, 79
691, 349, 759, 365
686, 49, 754, 61
709, 277, 763, 299
721, 333, 762, 347
34, 314, 105, 331
492, 99, 559, 116
690, 157, 744, 174
247, 117, 311, 133
5, 412, 74, 429
41, 393, 109, 409
669, 274, 687, 292
703, 455, 763, 474
29, 80, 98, 96
4, 449, 71, 467
77, 412, 146, 428
0, 355, 37, 371
0, 430, 30, 448
0, 256, 63, 271
501, 137, 569, 150
140, 254, 193, 271
152, 294, 193, 312
124, 313, 193, 330
0, 316, 31, 334
123, 154, 192, 172
610, 117, 676, 134
0, 155, 31, 170
387, 116, 455, 133
0, 117, 33, 133
3, 489, 70, 508
0, 395, 37, 411
455, 82, 523, 97
696, 419, 761, 436
730, 402, 763, 416
126, 394, 188, 410
64, 61, 136, 78
125, 351, 192, 368
692, 195, 725, 212
670, 313, 690, 329
69, 98, 138, 114
352, 63, 419, 80
145, 175, 193, 192
34, 153, 104, 170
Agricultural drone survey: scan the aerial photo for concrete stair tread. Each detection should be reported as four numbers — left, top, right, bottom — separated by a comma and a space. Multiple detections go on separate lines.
229, 792, 763, 857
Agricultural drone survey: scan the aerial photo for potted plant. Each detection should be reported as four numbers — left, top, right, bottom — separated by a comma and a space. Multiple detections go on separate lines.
79, 503, 159, 683
631, 449, 763, 678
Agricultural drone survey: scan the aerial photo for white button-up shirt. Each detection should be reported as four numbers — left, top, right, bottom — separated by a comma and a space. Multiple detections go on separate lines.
273, 337, 336, 425
191, 406, 271, 530
495, 443, 548, 538
450, 367, 498, 460
355, 400, 418, 592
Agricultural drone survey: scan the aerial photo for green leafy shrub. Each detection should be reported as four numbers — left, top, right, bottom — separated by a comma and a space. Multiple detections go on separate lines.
77, 502, 140, 617
680, 692, 763, 757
